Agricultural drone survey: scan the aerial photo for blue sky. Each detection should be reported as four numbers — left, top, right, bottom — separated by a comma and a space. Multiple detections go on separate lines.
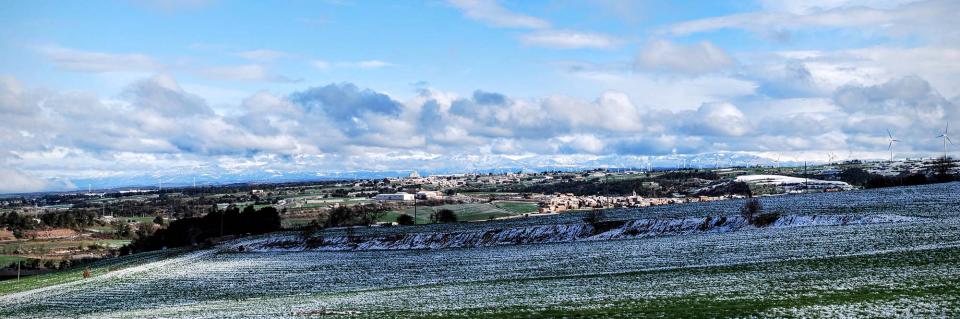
1, 0, 959, 192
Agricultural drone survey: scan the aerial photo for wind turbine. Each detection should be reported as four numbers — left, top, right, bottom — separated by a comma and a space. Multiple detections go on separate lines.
826, 152, 837, 165
937, 124, 953, 159
887, 129, 900, 162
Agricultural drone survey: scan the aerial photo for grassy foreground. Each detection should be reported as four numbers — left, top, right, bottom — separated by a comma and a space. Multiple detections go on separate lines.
0, 248, 186, 295
372, 246, 960, 318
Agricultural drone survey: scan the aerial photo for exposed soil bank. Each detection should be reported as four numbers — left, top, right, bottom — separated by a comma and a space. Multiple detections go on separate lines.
250, 214, 918, 252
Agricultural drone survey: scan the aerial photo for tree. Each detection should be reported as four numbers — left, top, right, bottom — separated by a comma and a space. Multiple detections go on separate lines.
740, 198, 779, 227
124, 205, 283, 254
930, 156, 957, 182
739, 198, 762, 222
396, 214, 415, 226
245, 206, 281, 234
135, 222, 156, 240
321, 205, 386, 228
322, 206, 354, 228
300, 220, 324, 248
153, 215, 165, 226
431, 209, 457, 223
838, 167, 874, 186
112, 220, 132, 239
582, 210, 604, 225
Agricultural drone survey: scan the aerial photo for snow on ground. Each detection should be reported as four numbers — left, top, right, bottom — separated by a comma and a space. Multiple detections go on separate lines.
1, 182, 959, 318
248, 213, 921, 252
736, 174, 853, 190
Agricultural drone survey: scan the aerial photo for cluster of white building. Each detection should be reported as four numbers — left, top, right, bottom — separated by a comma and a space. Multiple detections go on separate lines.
534, 193, 741, 214
373, 190, 445, 202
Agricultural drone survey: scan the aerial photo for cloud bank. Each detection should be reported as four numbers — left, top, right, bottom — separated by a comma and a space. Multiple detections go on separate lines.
2, 65, 957, 192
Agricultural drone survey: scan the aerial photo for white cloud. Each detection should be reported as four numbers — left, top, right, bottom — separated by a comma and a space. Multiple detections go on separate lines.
355, 60, 393, 69
664, 0, 958, 42
197, 64, 297, 82
4, 71, 958, 192
133, 0, 218, 12
312, 60, 331, 70
38, 46, 162, 73
680, 102, 751, 136
758, 0, 925, 14
555, 134, 606, 154
0, 168, 43, 193
561, 67, 758, 111
234, 49, 291, 61
519, 30, 621, 49
311, 59, 394, 70
635, 40, 735, 75
447, 0, 549, 29
767, 46, 960, 97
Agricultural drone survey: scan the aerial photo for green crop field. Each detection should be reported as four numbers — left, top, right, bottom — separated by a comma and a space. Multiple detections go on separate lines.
379, 202, 529, 224
0, 240, 130, 255
0, 255, 28, 266
491, 200, 538, 214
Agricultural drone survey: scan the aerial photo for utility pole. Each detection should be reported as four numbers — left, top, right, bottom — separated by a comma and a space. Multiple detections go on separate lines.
803, 161, 808, 192
413, 195, 418, 225
16, 244, 21, 280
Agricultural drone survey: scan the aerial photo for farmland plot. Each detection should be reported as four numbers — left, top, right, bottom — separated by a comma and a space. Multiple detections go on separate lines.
2, 183, 960, 318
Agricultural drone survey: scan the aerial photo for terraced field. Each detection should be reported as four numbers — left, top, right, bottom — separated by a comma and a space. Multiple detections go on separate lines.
2, 183, 959, 318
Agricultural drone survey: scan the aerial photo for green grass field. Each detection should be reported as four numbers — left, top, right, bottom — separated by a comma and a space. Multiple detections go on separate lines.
280, 217, 316, 229
400, 247, 960, 318
0, 255, 28, 266
0, 248, 187, 296
379, 202, 531, 224
0, 239, 130, 255
121, 216, 159, 223
491, 201, 538, 214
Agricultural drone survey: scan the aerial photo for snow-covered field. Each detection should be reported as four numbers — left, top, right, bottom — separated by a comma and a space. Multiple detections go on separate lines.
736, 174, 854, 191
2, 183, 960, 318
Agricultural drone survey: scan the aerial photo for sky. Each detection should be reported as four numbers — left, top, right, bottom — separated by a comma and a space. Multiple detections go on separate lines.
1, 0, 959, 193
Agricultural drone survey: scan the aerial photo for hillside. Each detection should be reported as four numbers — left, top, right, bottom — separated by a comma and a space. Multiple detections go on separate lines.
1, 183, 959, 318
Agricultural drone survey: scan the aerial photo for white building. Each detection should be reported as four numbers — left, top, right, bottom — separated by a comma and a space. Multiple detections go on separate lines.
416, 190, 443, 200
374, 193, 415, 201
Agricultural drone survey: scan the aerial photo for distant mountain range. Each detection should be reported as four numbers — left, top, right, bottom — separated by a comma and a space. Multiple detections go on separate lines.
49, 152, 821, 194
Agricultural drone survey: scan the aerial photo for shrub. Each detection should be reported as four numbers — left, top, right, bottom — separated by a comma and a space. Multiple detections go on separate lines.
752, 212, 780, 227
739, 198, 762, 221
301, 221, 325, 248
322, 205, 387, 228
300, 220, 320, 241
698, 216, 713, 231
582, 210, 604, 225
431, 209, 457, 223
396, 214, 415, 226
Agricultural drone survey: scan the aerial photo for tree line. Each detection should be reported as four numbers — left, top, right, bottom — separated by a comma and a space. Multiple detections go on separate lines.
0, 210, 99, 238
123, 204, 281, 254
